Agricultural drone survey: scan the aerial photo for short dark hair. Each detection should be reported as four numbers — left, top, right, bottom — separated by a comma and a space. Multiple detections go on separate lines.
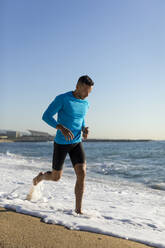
77, 75, 94, 86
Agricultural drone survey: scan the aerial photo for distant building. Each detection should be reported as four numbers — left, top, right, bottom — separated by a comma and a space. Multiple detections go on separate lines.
0, 129, 54, 142
6, 130, 20, 138
0, 135, 8, 139
28, 130, 52, 137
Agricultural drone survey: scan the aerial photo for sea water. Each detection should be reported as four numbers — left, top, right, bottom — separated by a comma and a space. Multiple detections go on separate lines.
0, 141, 165, 247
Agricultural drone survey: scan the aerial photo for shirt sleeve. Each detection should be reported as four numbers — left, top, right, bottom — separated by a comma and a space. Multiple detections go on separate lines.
42, 95, 63, 129
82, 118, 86, 129
81, 101, 89, 130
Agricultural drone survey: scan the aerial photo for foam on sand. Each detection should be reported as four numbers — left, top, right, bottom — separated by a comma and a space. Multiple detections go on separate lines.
0, 152, 165, 248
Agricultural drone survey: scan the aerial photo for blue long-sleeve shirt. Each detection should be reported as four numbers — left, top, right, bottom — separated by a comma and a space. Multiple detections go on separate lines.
42, 90, 89, 144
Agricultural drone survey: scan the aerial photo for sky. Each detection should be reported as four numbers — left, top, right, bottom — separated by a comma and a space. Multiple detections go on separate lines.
1, 0, 165, 140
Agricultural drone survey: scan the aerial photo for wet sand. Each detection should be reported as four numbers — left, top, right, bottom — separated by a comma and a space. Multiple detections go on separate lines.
0, 206, 154, 248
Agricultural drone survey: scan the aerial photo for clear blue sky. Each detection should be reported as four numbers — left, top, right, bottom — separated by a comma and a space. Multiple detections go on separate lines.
1, 0, 165, 140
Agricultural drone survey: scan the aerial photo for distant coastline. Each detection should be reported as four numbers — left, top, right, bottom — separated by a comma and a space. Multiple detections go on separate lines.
0, 138, 153, 143
0, 129, 161, 143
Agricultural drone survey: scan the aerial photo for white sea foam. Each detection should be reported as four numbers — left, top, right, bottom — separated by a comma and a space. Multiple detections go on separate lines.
0, 152, 165, 248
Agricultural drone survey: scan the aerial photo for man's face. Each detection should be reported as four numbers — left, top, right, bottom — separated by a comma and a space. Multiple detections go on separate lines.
77, 83, 93, 99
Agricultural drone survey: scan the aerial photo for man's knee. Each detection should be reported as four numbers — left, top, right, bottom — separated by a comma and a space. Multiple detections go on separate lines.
51, 170, 62, 181
74, 163, 86, 179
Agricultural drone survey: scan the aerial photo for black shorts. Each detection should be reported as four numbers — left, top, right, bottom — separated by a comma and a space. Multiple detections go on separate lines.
52, 141, 86, 171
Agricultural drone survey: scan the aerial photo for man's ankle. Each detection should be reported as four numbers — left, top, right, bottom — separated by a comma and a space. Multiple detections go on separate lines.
75, 208, 83, 214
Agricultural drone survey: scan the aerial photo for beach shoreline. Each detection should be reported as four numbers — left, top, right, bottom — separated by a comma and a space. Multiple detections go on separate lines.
0, 139, 14, 143
0, 206, 154, 248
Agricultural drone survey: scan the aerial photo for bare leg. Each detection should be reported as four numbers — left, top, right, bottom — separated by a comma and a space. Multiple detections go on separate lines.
33, 170, 63, 185
74, 163, 86, 214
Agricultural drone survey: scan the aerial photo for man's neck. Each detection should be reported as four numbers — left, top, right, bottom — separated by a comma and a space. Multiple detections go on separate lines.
72, 90, 82, 99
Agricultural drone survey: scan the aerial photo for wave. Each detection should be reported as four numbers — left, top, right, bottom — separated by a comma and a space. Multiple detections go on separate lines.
149, 183, 165, 191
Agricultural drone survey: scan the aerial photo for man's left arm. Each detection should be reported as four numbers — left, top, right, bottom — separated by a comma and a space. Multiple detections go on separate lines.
81, 118, 86, 132
81, 118, 89, 140
81, 102, 90, 138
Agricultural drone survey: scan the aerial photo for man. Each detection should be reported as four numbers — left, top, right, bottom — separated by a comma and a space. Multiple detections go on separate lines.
33, 75, 94, 214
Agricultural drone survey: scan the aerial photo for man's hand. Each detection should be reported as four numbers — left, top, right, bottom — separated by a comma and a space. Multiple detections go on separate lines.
56, 124, 74, 141
82, 127, 89, 140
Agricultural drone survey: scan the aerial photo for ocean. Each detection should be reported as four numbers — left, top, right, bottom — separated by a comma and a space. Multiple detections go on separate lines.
0, 141, 165, 247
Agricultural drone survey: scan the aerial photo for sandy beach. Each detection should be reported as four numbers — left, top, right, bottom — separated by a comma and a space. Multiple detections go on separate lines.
0, 206, 154, 248
0, 139, 14, 143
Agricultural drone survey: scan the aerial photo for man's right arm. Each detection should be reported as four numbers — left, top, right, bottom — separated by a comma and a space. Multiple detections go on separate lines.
42, 96, 74, 140
42, 95, 63, 129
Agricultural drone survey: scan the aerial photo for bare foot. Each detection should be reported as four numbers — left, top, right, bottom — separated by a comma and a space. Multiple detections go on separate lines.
26, 185, 35, 201
33, 172, 44, 185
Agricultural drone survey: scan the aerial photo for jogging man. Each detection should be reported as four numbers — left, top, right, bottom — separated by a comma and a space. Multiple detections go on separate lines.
33, 75, 94, 214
